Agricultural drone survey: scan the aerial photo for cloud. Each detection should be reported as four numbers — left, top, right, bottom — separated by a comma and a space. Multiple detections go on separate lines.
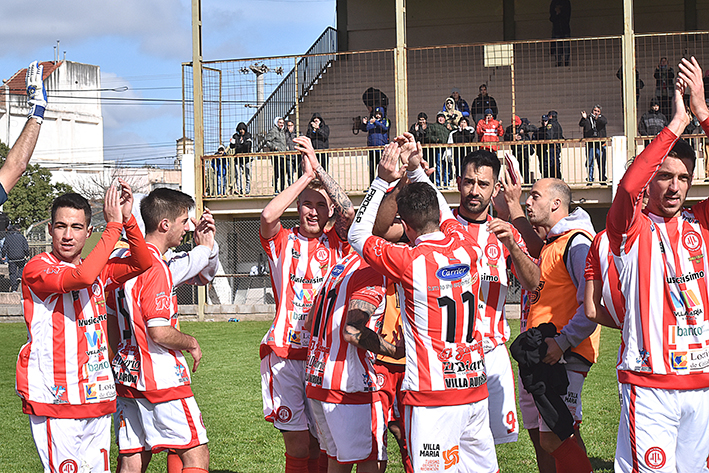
0, 0, 191, 61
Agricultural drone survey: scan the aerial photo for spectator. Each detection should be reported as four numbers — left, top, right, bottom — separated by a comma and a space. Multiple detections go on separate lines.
504, 116, 536, 182
2, 225, 29, 292
471, 84, 499, 124
550, 0, 571, 66
654, 57, 675, 118
428, 111, 454, 186
265, 116, 288, 193
579, 105, 608, 183
305, 112, 330, 172
448, 116, 476, 179
443, 97, 463, 128
361, 107, 390, 182
211, 145, 227, 195
638, 98, 668, 145
285, 119, 298, 180
536, 112, 563, 179
476, 108, 504, 151
409, 112, 430, 143
441, 87, 470, 118
616, 66, 645, 108
362, 87, 389, 118
230, 122, 253, 194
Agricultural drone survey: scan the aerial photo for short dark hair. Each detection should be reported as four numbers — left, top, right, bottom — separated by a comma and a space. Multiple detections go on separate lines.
668, 139, 696, 173
141, 188, 195, 234
548, 179, 572, 214
51, 193, 92, 225
396, 182, 439, 233
460, 149, 501, 180
418, 112, 428, 120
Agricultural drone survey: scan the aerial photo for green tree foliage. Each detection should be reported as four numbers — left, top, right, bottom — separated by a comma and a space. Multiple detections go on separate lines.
0, 138, 73, 228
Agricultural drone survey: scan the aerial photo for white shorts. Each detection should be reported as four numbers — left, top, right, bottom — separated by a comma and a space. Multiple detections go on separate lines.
615, 384, 709, 473
484, 344, 519, 444
309, 398, 388, 463
404, 401, 498, 473
30, 414, 111, 473
114, 396, 208, 453
261, 353, 316, 434
519, 367, 585, 432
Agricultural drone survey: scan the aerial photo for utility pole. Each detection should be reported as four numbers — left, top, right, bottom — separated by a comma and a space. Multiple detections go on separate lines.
394, 0, 408, 136
622, 0, 637, 161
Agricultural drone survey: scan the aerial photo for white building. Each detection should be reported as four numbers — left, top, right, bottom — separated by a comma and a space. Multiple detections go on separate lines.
0, 60, 104, 186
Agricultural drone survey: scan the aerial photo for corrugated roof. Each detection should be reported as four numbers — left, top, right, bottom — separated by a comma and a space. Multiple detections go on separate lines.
3, 61, 62, 96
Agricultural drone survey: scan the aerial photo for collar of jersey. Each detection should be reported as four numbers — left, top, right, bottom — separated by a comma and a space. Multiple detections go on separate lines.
455, 208, 489, 225
415, 231, 446, 245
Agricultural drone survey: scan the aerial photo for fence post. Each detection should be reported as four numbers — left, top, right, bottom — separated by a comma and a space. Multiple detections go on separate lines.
394, 0, 408, 137
622, 0, 637, 162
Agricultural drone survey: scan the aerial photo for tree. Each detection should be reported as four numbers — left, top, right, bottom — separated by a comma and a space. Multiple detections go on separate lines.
0, 138, 74, 229
70, 166, 148, 201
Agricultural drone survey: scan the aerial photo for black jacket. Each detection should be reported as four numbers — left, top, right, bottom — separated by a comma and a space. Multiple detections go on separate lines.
579, 115, 607, 138
306, 113, 330, 150
2, 231, 29, 262
230, 122, 253, 154
510, 323, 575, 441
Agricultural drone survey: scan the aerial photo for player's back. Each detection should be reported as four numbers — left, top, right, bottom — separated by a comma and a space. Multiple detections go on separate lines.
306, 253, 386, 401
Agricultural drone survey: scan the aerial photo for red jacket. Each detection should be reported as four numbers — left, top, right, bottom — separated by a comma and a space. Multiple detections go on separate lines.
476, 118, 504, 143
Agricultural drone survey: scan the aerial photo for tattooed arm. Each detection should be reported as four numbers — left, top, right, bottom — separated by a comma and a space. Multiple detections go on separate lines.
293, 136, 355, 241
343, 299, 405, 359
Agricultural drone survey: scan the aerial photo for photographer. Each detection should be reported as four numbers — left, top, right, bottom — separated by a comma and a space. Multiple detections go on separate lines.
579, 105, 607, 183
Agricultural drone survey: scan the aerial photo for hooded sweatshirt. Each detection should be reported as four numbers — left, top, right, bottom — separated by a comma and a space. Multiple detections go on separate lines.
265, 117, 287, 152
306, 112, 330, 149
531, 207, 599, 370
230, 122, 253, 154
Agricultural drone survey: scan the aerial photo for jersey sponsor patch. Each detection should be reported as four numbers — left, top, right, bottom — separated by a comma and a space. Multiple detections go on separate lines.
155, 293, 171, 311
443, 445, 460, 469
670, 347, 709, 372
436, 264, 470, 281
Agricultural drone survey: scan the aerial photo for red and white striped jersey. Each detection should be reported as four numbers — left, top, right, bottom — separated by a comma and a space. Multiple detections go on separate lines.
110, 243, 193, 403
454, 210, 528, 351
260, 226, 348, 360
359, 219, 487, 407
607, 126, 709, 389
584, 230, 625, 327
305, 253, 386, 403
16, 219, 149, 419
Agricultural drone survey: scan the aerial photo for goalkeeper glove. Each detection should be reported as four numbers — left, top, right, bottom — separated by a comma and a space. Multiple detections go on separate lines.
26, 61, 47, 124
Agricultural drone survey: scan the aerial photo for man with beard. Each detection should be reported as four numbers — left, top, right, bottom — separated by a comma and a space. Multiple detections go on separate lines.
454, 150, 539, 447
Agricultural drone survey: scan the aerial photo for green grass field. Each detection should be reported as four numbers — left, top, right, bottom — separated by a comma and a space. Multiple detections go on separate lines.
0, 319, 620, 472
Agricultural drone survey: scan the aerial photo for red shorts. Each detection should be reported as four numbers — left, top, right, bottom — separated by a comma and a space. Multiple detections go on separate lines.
374, 361, 405, 424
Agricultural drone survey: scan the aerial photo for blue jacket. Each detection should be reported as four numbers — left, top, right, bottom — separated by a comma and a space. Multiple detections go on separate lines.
365, 118, 390, 146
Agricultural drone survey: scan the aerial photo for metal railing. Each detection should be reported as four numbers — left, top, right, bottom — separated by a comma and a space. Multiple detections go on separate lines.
202, 137, 642, 198
247, 27, 337, 149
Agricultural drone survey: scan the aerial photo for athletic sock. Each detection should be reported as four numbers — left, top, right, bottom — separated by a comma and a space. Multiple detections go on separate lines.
550, 437, 593, 473
400, 444, 414, 473
181, 468, 208, 473
167, 451, 183, 473
285, 452, 309, 473
307, 454, 320, 473
317, 450, 328, 473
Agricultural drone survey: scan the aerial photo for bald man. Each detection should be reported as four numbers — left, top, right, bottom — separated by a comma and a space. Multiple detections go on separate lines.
514, 178, 600, 473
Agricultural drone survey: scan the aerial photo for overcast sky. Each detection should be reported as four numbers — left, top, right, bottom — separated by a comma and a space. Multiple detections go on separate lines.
0, 0, 336, 167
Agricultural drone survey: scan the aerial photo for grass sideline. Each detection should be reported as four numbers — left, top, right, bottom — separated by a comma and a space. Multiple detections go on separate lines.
1, 319, 620, 472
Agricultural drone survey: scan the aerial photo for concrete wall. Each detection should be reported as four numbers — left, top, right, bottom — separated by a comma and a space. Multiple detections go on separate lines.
341, 0, 704, 51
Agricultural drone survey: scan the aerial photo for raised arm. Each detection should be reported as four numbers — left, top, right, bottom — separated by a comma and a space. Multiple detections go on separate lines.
607, 75, 689, 252
0, 62, 47, 195
294, 136, 354, 241
260, 143, 316, 240
487, 218, 540, 291
168, 209, 219, 286
499, 165, 544, 258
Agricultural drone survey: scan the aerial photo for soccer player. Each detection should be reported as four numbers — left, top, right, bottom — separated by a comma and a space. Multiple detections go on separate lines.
305, 250, 401, 473
453, 149, 539, 445
349, 133, 498, 473
111, 188, 211, 473
515, 177, 599, 473
1, 61, 47, 203
16, 182, 151, 473
584, 230, 622, 329
260, 136, 354, 473
607, 56, 709, 473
